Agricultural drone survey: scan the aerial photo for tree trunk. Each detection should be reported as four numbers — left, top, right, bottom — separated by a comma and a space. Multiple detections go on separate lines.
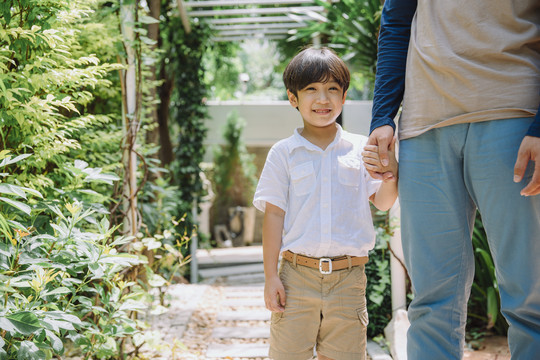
120, 1, 140, 237
146, 0, 161, 146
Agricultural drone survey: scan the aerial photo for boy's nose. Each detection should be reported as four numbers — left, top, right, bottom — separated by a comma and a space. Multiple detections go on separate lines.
318, 91, 330, 102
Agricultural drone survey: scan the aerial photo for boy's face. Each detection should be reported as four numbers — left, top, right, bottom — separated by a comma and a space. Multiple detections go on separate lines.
287, 79, 347, 131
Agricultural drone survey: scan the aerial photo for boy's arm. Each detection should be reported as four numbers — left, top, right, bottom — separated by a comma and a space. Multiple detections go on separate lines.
363, 142, 399, 211
263, 202, 286, 312
370, 178, 398, 211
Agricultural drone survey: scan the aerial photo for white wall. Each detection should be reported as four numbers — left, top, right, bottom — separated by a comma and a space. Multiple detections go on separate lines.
204, 100, 373, 158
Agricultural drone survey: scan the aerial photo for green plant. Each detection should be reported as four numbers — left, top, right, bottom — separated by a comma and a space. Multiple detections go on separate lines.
365, 209, 393, 338
281, 0, 383, 98
0, 153, 143, 359
467, 214, 508, 336
157, 11, 211, 248
211, 111, 258, 233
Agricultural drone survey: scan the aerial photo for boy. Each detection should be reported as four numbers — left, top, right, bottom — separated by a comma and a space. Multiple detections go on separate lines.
253, 47, 398, 360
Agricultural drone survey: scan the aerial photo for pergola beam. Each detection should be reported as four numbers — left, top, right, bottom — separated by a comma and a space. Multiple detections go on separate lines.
185, 0, 319, 7
187, 6, 323, 17
217, 28, 294, 36
205, 15, 311, 24
212, 34, 288, 42
212, 22, 305, 30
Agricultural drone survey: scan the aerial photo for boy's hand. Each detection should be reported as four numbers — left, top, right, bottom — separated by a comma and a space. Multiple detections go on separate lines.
363, 139, 398, 182
366, 125, 395, 179
264, 275, 286, 312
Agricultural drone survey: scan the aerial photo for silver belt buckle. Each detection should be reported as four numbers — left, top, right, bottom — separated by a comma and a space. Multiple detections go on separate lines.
319, 258, 332, 274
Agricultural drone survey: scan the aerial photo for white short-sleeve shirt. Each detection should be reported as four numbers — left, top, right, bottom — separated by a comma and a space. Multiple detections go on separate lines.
253, 124, 381, 258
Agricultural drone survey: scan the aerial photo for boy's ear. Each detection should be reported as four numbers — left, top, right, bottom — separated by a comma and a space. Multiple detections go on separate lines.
287, 90, 298, 108
342, 90, 348, 104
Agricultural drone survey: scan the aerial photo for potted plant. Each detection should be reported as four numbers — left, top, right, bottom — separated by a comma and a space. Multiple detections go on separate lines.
211, 111, 258, 246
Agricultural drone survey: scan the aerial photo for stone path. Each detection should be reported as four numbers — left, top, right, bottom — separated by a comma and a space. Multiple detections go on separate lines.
141, 246, 510, 360
140, 246, 390, 359
206, 285, 270, 358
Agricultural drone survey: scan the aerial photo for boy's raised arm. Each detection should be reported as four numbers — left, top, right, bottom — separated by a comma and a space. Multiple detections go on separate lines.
363, 142, 399, 211
263, 202, 286, 312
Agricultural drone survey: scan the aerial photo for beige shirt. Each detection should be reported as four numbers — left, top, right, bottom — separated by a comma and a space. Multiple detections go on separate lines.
399, 0, 540, 139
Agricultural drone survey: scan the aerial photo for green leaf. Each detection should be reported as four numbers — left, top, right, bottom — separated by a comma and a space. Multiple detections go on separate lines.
147, 273, 167, 288
17, 340, 46, 360
0, 197, 31, 215
0, 317, 16, 333
45, 329, 64, 353
41, 318, 75, 331
82, 168, 120, 185
46, 311, 82, 326
142, 237, 161, 250
109, 235, 134, 247
0, 154, 32, 168
138, 15, 160, 24
99, 253, 140, 266
119, 299, 148, 312
41, 287, 71, 297
486, 287, 499, 329
0, 184, 26, 199
5, 311, 42, 335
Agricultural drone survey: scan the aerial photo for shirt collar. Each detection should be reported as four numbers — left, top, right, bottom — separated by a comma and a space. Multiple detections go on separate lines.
288, 124, 351, 153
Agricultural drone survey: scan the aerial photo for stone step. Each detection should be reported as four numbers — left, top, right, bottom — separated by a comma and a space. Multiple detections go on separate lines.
212, 326, 270, 339
216, 310, 271, 321
222, 297, 266, 308
219, 272, 265, 285
224, 290, 264, 298
223, 285, 265, 292
196, 246, 263, 267
198, 263, 264, 279
206, 343, 269, 358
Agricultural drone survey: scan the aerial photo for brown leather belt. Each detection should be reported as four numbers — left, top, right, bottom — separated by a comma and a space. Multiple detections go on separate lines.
282, 250, 368, 274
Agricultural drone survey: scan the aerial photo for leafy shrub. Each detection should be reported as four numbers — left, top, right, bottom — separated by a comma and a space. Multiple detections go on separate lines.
0, 0, 122, 198
0, 153, 148, 359
365, 210, 393, 338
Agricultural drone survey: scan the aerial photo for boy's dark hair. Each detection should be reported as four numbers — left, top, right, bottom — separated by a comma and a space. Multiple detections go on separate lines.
283, 47, 350, 96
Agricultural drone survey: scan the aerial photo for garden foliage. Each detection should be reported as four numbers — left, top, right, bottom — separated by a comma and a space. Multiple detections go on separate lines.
0, 0, 123, 197
0, 154, 145, 359
0, 1, 190, 358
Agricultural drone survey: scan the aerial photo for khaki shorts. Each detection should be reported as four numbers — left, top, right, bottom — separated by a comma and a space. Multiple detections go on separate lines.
269, 259, 369, 360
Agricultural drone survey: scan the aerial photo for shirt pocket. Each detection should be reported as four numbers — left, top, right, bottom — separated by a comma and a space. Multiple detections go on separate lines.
337, 156, 362, 187
290, 161, 315, 196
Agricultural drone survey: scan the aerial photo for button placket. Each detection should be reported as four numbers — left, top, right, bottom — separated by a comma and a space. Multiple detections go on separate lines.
319, 149, 332, 254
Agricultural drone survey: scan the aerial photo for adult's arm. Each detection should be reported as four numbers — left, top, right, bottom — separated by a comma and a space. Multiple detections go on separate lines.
514, 104, 540, 196
368, 0, 417, 173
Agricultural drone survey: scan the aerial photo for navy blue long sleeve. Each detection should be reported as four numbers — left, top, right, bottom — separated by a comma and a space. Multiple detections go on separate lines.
370, 0, 417, 134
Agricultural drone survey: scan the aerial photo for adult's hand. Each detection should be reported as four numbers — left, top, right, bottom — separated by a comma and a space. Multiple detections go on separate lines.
367, 125, 395, 180
514, 135, 540, 196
